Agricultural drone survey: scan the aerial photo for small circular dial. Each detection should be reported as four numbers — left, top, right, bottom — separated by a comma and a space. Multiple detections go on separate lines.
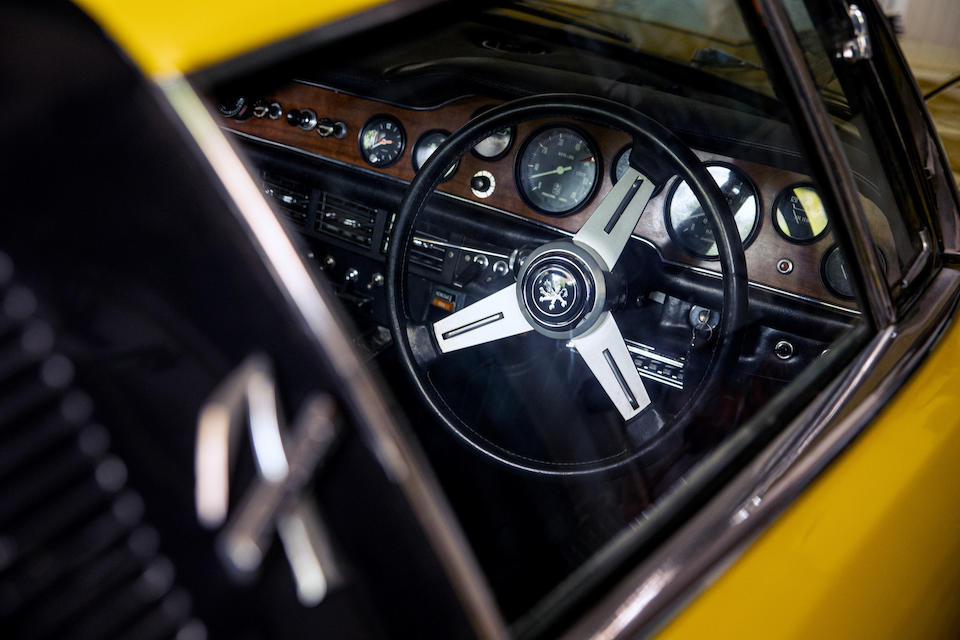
470, 106, 514, 160
413, 130, 457, 180
359, 116, 405, 167
821, 244, 886, 300
516, 126, 600, 216
473, 126, 514, 159
665, 164, 760, 259
774, 184, 829, 243
612, 145, 632, 184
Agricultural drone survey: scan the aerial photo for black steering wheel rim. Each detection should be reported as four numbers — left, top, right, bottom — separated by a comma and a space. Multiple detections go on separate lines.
387, 93, 747, 475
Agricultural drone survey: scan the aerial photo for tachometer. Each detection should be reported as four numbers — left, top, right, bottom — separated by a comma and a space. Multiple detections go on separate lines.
665, 163, 760, 259
413, 129, 458, 180
516, 126, 600, 216
359, 115, 405, 167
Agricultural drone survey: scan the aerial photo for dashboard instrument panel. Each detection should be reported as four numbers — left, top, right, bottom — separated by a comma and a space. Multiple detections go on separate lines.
218, 80, 899, 311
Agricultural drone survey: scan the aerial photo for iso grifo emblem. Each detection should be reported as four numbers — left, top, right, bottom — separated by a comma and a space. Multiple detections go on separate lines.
538, 273, 570, 311
533, 267, 578, 316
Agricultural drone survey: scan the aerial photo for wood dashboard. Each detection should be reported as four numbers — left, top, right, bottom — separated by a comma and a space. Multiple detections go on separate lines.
220, 80, 898, 312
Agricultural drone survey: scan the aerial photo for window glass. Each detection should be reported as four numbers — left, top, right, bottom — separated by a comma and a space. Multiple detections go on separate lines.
207, 0, 917, 622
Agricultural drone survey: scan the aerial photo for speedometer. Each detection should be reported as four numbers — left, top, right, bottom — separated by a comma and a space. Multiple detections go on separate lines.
516, 126, 600, 216
665, 163, 759, 259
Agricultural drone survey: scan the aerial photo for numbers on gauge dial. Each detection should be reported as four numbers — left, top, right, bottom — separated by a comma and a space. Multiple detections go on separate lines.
516, 126, 600, 216
359, 116, 405, 167
665, 163, 760, 259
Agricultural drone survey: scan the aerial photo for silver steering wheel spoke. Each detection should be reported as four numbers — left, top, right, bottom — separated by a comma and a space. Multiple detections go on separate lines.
433, 284, 533, 353
573, 166, 655, 270
570, 312, 651, 421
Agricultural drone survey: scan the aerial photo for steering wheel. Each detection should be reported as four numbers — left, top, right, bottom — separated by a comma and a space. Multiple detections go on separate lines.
387, 94, 747, 475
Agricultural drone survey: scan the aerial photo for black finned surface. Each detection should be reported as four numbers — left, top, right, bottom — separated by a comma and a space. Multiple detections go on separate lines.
0, 2, 479, 639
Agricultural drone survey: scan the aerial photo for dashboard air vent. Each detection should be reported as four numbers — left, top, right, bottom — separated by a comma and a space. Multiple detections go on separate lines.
409, 235, 447, 273
263, 172, 311, 225
316, 194, 380, 249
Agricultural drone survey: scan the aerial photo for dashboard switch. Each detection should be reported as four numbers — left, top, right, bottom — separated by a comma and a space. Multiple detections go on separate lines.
774, 340, 794, 360
470, 171, 495, 198
344, 268, 359, 283
367, 272, 384, 289
492, 260, 509, 276
316, 119, 348, 138
286, 109, 318, 130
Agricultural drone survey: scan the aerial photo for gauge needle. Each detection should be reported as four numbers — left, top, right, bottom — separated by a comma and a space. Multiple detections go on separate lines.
372, 139, 394, 148
530, 165, 572, 179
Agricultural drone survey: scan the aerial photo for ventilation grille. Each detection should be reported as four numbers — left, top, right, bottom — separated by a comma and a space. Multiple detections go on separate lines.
380, 215, 446, 273
0, 253, 205, 640
263, 172, 311, 226
408, 235, 447, 273
316, 193, 380, 249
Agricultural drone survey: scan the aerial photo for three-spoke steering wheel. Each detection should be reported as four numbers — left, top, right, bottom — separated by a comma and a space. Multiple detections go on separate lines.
387, 94, 747, 474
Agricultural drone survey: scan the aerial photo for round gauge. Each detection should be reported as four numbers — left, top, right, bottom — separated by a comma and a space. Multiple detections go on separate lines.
516, 126, 600, 216
413, 130, 458, 180
774, 184, 829, 243
473, 127, 514, 160
665, 163, 760, 259
821, 244, 886, 300
359, 115, 405, 167
612, 144, 632, 184
470, 106, 514, 160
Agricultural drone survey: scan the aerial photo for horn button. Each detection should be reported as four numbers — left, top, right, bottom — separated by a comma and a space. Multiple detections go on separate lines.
517, 240, 608, 339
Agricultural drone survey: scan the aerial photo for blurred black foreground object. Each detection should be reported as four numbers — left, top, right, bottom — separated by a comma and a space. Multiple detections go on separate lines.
0, 2, 487, 639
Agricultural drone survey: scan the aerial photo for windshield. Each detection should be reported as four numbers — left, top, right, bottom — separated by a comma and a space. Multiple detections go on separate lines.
505, 0, 854, 112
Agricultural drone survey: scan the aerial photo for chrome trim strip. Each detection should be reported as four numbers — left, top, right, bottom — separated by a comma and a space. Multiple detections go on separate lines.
223, 129, 859, 316
624, 340, 685, 369
636, 369, 683, 390
161, 76, 508, 640
412, 235, 512, 260
558, 267, 960, 640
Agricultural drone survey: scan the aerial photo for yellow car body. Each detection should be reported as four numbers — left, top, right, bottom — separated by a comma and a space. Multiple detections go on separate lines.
59, 0, 960, 637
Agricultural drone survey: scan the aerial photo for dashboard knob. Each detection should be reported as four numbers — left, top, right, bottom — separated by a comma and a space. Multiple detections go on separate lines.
470, 174, 491, 192
285, 109, 317, 130
774, 340, 794, 360
470, 170, 496, 198
286, 110, 304, 126
218, 96, 251, 120
267, 102, 283, 119
492, 260, 509, 276
316, 119, 348, 138
344, 268, 359, 283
